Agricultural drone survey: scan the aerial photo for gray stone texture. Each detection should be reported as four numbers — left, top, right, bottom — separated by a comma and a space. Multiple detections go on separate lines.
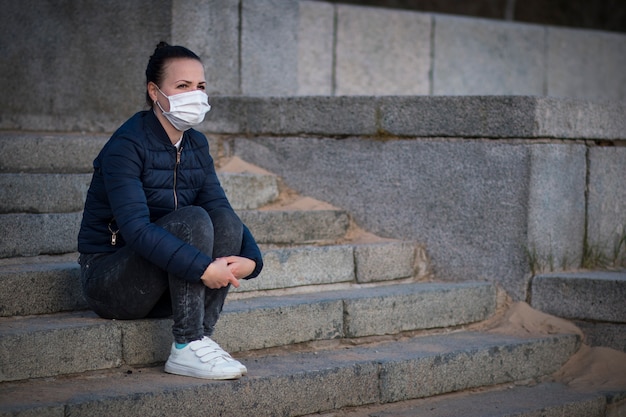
347, 383, 606, 417
240, 0, 299, 96
575, 320, 626, 352
235, 245, 355, 291
338, 282, 496, 337
587, 147, 626, 266
0, 331, 580, 416
3, 1, 626, 132
354, 241, 417, 283
297, 0, 335, 95
0, 261, 85, 317
335, 4, 431, 95
0, 0, 170, 132
527, 144, 587, 271
0, 133, 107, 174
531, 271, 626, 322
433, 15, 546, 96
0, 282, 496, 380
233, 135, 534, 299
547, 26, 626, 102
0, 312, 122, 382
219, 172, 279, 210
0, 174, 92, 214
201, 96, 626, 140
172, 0, 241, 96
238, 209, 350, 244
0, 213, 82, 257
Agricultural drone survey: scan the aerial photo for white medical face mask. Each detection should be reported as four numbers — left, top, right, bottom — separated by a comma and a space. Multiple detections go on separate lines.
155, 86, 211, 131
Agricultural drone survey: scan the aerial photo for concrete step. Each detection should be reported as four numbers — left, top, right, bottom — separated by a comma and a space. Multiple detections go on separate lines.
0, 206, 350, 258
306, 382, 611, 417
0, 331, 579, 416
531, 270, 626, 352
0, 281, 496, 381
0, 132, 108, 174
0, 240, 418, 317
0, 171, 279, 213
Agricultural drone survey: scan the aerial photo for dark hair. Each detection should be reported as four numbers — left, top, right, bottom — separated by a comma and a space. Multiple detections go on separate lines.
145, 41, 202, 107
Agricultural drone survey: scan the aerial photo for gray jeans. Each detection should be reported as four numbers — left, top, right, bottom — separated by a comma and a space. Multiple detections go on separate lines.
79, 206, 243, 344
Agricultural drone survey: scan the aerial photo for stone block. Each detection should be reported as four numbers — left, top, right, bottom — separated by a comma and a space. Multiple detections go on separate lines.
341, 282, 495, 337
354, 241, 417, 283
335, 5, 431, 95
575, 321, 626, 352
238, 209, 349, 244
376, 332, 579, 403
526, 144, 587, 272
0, 174, 91, 214
0, 261, 85, 317
118, 319, 172, 365
0, 313, 122, 382
370, 382, 606, 417
547, 27, 626, 101
172, 0, 241, 95
0, 0, 170, 132
0, 213, 81, 258
433, 15, 545, 95
234, 135, 533, 300
587, 147, 626, 266
218, 172, 279, 210
531, 271, 626, 322
234, 245, 355, 292
217, 296, 344, 352
240, 0, 299, 95
0, 133, 107, 174
297, 0, 334, 95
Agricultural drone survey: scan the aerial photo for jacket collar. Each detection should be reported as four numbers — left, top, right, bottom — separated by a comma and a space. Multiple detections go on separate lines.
145, 109, 182, 147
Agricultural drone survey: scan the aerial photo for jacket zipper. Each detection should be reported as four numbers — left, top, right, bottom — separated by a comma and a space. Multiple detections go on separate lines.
173, 146, 182, 210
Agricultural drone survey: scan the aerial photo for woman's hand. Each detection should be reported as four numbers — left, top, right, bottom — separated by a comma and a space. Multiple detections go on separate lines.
201, 258, 240, 289
223, 256, 256, 280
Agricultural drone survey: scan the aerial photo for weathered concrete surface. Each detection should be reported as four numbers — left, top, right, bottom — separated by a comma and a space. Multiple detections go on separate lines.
237, 209, 350, 244
0, 332, 579, 417
3, 1, 626, 132
531, 271, 626, 322
334, 4, 431, 96
200, 96, 626, 140
433, 15, 545, 95
0, 260, 85, 317
0, 282, 496, 381
526, 144, 587, 272
318, 383, 607, 417
587, 147, 626, 267
547, 26, 626, 101
232, 135, 532, 299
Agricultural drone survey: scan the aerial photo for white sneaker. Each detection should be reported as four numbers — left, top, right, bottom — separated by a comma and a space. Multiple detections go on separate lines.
201, 336, 248, 375
164, 339, 243, 380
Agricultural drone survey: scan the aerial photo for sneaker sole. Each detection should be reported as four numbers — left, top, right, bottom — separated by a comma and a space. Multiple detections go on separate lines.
164, 361, 242, 380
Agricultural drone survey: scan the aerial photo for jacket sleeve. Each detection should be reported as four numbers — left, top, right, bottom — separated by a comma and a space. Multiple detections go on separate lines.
101, 136, 211, 282
240, 224, 263, 279
193, 146, 263, 280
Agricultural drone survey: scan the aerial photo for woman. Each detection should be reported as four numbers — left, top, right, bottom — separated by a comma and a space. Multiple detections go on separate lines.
78, 42, 263, 380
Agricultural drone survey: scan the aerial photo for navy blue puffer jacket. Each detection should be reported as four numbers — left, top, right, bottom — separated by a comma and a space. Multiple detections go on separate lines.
78, 110, 263, 282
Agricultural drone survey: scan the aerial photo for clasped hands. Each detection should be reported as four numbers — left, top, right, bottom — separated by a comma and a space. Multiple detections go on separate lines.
200, 256, 255, 289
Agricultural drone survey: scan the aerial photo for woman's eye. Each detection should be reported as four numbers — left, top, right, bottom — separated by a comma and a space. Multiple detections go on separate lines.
177, 84, 188, 89
198, 85, 206, 90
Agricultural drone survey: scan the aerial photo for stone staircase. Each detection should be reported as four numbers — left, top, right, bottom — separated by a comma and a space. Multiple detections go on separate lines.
0, 131, 623, 416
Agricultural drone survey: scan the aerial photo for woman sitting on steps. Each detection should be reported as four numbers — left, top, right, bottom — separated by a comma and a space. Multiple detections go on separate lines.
77, 42, 263, 380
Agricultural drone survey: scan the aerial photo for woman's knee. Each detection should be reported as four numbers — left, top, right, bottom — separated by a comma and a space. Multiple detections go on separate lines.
158, 206, 213, 244
209, 208, 243, 241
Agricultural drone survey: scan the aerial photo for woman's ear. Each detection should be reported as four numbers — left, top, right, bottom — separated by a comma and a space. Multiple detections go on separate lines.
147, 82, 158, 103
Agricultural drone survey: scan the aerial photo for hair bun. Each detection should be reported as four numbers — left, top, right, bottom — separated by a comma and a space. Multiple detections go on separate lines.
156, 41, 170, 50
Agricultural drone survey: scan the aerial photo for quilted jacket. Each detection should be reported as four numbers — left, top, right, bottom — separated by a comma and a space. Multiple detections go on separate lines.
78, 110, 263, 282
